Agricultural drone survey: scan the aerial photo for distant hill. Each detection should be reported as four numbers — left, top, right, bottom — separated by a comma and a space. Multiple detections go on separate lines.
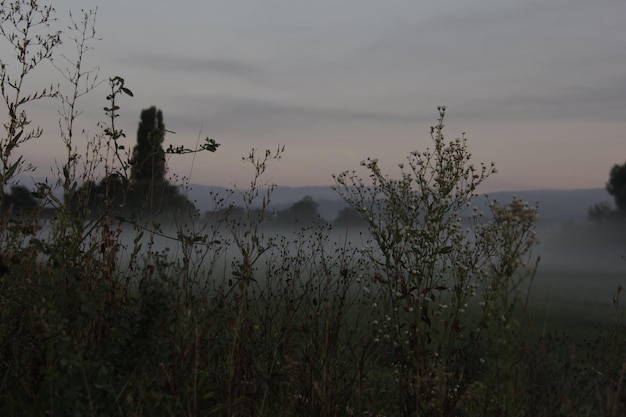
182, 185, 340, 211
9, 174, 611, 223
184, 184, 610, 223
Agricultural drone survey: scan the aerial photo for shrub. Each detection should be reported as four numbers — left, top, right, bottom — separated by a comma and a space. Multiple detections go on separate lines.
333, 106, 539, 415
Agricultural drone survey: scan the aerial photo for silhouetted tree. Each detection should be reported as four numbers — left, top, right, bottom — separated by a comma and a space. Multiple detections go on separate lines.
587, 162, 626, 223
74, 107, 212, 218
2, 185, 37, 216
275, 196, 325, 227
65, 180, 89, 213
588, 201, 614, 223
333, 206, 368, 227
607, 162, 626, 212
131, 106, 166, 183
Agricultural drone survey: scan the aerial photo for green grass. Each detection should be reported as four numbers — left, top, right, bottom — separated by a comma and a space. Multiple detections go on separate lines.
525, 269, 624, 341
1, 222, 625, 416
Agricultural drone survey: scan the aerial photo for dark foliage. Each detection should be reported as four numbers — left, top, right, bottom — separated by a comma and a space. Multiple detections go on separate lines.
1, 185, 38, 216
273, 195, 326, 227
607, 162, 626, 212
70, 107, 196, 219
333, 206, 368, 227
131, 106, 166, 184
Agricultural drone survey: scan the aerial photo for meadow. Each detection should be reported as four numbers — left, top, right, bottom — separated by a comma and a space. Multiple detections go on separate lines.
2, 209, 625, 417
0, 2, 625, 416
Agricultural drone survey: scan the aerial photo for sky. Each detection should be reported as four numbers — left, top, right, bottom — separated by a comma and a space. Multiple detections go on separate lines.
3, 0, 626, 193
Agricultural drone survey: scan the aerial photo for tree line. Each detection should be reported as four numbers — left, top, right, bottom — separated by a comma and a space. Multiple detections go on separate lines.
203, 195, 369, 228
2, 106, 200, 219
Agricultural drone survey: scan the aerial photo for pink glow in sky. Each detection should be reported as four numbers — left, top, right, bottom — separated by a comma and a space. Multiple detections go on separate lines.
3, 0, 626, 193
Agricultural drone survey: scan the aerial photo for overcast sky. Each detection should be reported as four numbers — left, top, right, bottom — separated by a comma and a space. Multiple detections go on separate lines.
4, 0, 626, 192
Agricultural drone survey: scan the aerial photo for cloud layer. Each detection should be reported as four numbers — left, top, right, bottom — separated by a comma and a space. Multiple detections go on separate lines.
1, 0, 624, 191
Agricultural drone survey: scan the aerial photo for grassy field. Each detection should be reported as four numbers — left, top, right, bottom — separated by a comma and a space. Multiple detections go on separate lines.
522, 272, 622, 344
1, 215, 619, 416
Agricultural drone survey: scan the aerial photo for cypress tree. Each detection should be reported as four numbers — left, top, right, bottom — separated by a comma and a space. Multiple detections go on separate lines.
131, 106, 166, 183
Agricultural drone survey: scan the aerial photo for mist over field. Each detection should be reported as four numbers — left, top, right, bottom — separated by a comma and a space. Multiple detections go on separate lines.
91, 186, 626, 309
532, 221, 626, 304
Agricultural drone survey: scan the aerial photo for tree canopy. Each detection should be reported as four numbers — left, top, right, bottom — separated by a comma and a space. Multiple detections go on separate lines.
588, 162, 626, 222
333, 206, 368, 227
1, 185, 38, 216
274, 196, 325, 227
131, 106, 166, 183
74, 107, 197, 218
607, 162, 626, 212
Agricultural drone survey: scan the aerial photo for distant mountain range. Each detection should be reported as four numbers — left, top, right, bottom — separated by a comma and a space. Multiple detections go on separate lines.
183, 184, 610, 223
14, 174, 608, 223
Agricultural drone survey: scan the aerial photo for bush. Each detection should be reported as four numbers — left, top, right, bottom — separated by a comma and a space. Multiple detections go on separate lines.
333, 106, 539, 415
